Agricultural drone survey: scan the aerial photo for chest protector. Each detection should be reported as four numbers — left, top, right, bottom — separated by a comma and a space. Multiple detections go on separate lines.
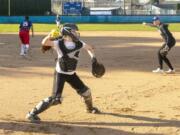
58, 39, 83, 72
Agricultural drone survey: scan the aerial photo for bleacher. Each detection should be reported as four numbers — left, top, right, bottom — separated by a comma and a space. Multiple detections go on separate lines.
84, 0, 122, 8
51, 0, 180, 15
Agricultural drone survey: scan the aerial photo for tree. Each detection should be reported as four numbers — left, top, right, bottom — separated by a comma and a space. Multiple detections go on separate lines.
151, 0, 159, 5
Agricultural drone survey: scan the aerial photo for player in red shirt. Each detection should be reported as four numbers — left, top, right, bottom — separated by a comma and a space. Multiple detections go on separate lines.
19, 16, 34, 56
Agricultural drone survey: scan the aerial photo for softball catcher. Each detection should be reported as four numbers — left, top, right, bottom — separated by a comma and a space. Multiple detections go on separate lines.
26, 23, 105, 122
143, 16, 176, 74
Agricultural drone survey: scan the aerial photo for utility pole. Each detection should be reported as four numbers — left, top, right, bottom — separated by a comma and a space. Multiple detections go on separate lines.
8, 0, 11, 16
130, 0, 132, 15
124, 0, 125, 15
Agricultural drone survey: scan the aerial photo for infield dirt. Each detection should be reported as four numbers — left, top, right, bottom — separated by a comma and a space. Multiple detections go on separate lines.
0, 31, 180, 135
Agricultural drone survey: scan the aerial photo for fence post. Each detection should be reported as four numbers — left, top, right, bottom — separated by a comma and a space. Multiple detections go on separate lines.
123, 0, 125, 15
177, 3, 180, 15
8, 0, 10, 16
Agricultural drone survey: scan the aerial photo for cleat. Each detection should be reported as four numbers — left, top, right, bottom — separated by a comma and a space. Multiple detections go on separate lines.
26, 112, 41, 123
20, 53, 25, 56
86, 107, 100, 114
152, 68, 164, 73
165, 69, 175, 74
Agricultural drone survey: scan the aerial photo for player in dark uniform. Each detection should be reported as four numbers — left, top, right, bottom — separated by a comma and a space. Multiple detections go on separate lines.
26, 23, 100, 122
56, 15, 61, 28
143, 16, 176, 73
19, 16, 34, 56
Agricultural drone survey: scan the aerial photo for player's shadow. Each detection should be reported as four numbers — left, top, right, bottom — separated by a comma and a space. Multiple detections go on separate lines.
0, 119, 162, 135
1, 112, 180, 135
59, 112, 180, 128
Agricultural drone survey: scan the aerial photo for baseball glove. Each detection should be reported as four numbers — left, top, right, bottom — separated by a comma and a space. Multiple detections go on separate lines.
49, 29, 61, 40
92, 58, 105, 78
41, 29, 61, 53
41, 46, 52, 53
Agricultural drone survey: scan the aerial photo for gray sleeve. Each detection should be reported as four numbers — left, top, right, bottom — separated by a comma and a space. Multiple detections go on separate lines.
146, 23, 157, 28
80, 40, 87, 48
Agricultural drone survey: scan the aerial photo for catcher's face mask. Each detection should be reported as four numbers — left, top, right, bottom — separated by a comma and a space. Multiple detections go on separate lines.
71, 29, 80, 39
61, 23, 80, 42
62, 27, 80, 42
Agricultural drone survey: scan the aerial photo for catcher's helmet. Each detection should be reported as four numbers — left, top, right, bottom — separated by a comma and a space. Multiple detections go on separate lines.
61, 23, 79, 42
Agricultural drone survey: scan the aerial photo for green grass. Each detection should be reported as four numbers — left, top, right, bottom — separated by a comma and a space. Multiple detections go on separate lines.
0, 23, 180, 32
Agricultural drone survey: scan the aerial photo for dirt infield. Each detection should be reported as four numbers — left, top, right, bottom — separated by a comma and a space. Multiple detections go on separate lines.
0, 31, 180, 135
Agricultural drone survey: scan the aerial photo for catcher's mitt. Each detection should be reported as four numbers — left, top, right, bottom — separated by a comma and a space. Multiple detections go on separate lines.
41, 46, 52, 53
92, 58, 105, 78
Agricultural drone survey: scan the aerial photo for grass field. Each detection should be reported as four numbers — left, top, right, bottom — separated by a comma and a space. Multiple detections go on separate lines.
0, 23, 180, 32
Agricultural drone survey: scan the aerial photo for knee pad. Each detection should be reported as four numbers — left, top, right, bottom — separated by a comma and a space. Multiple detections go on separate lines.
160, 45, 169, 57
81, 89, 93, 110
160, 50, 168, 57
81, 89, 91, 97
81, 89, 92, 102
77, 86, 89, 95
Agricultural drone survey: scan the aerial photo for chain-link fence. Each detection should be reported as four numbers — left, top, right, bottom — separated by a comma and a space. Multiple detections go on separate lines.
0, 0, 179, 16
51, 0, 180, 15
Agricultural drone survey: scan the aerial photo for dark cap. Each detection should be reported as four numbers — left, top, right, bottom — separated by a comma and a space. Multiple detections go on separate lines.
153, 16, 160, 21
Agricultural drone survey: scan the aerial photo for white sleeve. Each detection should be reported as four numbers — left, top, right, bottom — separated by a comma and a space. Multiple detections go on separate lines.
53, 40, 59, 47
53, 40, 60, 51
80, 40, 95, 58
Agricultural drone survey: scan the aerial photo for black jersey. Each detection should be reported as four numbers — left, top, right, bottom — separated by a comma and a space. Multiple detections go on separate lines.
158, 23, 175, 46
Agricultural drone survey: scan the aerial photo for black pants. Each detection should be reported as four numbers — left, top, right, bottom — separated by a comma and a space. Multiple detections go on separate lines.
52, 71, 88, 99
158, 40, 175, 70
30, 71, 89, 115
